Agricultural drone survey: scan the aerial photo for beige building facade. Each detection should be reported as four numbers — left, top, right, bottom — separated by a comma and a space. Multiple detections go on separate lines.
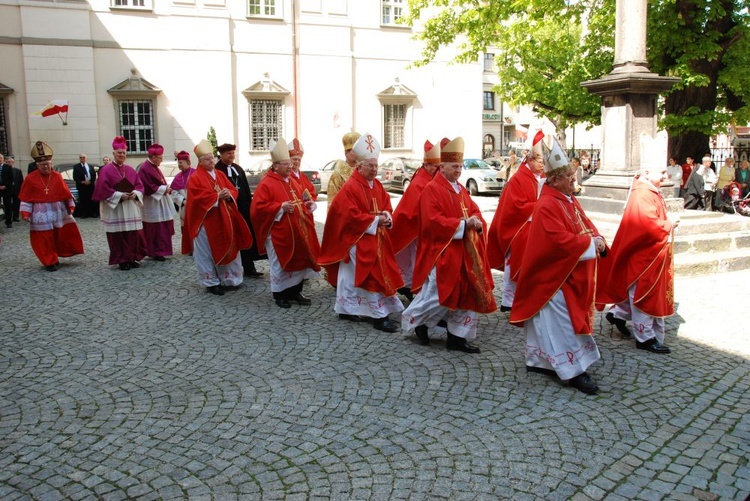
0, 0, 484, 169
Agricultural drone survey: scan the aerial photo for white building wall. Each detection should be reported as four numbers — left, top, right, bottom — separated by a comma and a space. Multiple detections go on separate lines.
0, 0, 481, 170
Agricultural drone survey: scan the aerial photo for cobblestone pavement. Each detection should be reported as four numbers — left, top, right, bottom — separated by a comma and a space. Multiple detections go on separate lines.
0, 203, 748, 500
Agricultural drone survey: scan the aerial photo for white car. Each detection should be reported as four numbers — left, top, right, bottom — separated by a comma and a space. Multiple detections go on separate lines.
460, 158, 504, 195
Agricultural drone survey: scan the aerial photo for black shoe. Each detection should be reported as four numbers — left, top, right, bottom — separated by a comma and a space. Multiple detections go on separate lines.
129, 261, 141, 268
415, 325, 430, 345
437, 319, 448, 328
45, 264, 58, 272
152, 256, 166, 262
5, 224, 11, 228
446, 333, 481, 354
339, 313, 365, 323
500, 305, 512, 312
636, 338, 671, 354
13, 218, 19, 222
275, 298, 291, 308
288, 292, 311, 305
606, 312, 632, 338
568, 372, 599, 394
526, 365, 556, 376
207, 285, 225, 296
397, 287, 414, 301
244, 265, 263, 278
373, 317, 399, 333
118, 263, 131, 271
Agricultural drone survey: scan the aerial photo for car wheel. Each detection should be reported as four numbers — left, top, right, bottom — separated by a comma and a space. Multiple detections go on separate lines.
467, 179, 478, 196
402, 180, 410, 192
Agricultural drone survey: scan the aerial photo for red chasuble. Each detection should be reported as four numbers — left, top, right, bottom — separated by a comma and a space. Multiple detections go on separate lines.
411, 173, 497, 313
318, 169, 404, 296
251, 170, 321, 272
182, 167, 253, 265
596, 178, 675, 317
19, 170, 73, 204
510, 185, 602, 334
486, 162, 540, 274
389, 167, 435, 254
291, 171, 318, 201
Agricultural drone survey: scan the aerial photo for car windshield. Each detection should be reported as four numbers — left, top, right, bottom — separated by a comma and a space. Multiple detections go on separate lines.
404, 159, 422, 172
465, 159, 492, 170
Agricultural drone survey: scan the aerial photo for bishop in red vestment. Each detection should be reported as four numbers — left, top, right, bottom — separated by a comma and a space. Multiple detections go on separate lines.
389, 140, 441, 300
318, 133, 404, 332
598, 163, 676, 354
486, 131, 545, 312
287, 138, 318, 201
509, 134, 606, 394
19, 141, 84, 271
183, 140, 253, 295
251, 138, 321, 308
401, 137, 496, 353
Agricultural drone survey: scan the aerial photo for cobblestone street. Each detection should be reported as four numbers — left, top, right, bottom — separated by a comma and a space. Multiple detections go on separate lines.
0, 206, 748, 500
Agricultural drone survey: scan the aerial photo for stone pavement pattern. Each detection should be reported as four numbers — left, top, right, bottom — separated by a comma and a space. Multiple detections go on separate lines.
0, 213, 748, 500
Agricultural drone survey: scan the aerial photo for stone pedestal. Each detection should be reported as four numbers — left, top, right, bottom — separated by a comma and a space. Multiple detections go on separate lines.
578, 69, 680, 214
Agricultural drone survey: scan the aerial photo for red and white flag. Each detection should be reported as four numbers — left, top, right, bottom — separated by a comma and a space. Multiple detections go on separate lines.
31, 100, 69, 118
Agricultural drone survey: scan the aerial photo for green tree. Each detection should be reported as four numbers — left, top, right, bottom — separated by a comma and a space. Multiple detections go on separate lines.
404, 0, 750, 161
206, 126, 219, 157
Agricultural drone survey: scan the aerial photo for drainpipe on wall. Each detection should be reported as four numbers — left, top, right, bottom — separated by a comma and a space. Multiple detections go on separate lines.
291, 0, 299, 139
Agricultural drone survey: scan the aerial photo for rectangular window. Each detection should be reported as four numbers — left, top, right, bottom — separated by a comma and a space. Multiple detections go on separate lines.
250, 99, 283, 150
249, 0, 278, 16
483, 91, 495, 111
383, 103, 406, 149
118, 100, 155, 154
0, 98, 8, 156
112, 0, 151, 9
382, 0, 404, 25
484, 53, 494, 72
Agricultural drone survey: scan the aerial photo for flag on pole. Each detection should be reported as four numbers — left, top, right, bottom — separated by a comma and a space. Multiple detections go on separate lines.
31, 100, 69, 125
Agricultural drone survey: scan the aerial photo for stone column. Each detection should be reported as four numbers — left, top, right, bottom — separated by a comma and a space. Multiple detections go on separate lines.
579, 0, 680, 213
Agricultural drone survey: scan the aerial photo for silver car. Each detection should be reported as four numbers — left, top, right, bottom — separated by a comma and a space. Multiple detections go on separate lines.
460, 158, 504, 195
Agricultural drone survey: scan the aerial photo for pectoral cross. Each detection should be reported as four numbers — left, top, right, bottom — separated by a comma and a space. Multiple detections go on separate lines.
460, 199, 470, 219
44, 187, 49, 195
289, 188, 304, 212
575, 207, 594, 236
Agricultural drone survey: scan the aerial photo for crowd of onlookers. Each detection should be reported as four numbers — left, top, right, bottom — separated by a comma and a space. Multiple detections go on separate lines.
668, 154, 750, 215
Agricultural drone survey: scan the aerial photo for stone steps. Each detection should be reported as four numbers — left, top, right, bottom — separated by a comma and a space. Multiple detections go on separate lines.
587, 209, 750, 276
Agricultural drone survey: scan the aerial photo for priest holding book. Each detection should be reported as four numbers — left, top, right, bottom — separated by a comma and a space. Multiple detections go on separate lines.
92, 136, 146, 270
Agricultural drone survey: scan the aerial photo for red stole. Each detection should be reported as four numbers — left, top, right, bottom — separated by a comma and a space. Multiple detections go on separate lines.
19, 171, 72, 203
390, 167, 435, 253
412, 173, 496, 313
318, 169, 404, 296
251, 170, 321, 272
182, 167, 253, 265
510, 185, 601, 334
291, 170, 318, 201
596, 178, 675, 317
487, 163, 540, 275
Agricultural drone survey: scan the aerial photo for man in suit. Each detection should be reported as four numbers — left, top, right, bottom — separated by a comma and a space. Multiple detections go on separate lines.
6, 156, 24, 222
0, 153, 13, 228
72, 153, 97, 218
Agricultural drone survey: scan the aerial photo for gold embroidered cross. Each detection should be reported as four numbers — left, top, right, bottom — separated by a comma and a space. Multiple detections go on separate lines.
370, 197, 379, 215
460, 199, 470, 219
575, 207, 594, 236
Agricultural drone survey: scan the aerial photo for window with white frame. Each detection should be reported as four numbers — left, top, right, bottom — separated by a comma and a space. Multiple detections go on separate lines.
118, 100, 155, 154
250, 99, 283, 150
248, 0, 279, 17
111, 0, 152, 10
383, 103, 406, 149
382, 0, 405, 25
483, 91, 495, 111
0, 98, 8, 156
483, 53, 495, 72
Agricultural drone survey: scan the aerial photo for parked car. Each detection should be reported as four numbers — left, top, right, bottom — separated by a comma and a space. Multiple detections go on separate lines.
378, 157, 422, 192
245, 160, 321, 195
56, 164, 81, 202
460, 158, 504, 195
319, 160, 339, 193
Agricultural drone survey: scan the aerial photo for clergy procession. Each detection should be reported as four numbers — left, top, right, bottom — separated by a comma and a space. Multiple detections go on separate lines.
16, 131, 678, 395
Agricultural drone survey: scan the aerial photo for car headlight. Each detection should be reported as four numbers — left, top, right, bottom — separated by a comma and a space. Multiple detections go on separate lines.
482, 176, 496, 182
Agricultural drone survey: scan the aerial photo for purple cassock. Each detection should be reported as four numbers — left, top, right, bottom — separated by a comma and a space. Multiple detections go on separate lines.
138, 160, 176, 259
92, 162, 147, 266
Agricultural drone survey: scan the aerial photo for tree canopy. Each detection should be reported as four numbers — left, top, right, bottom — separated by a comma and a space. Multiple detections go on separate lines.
403, 0, 750, 159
